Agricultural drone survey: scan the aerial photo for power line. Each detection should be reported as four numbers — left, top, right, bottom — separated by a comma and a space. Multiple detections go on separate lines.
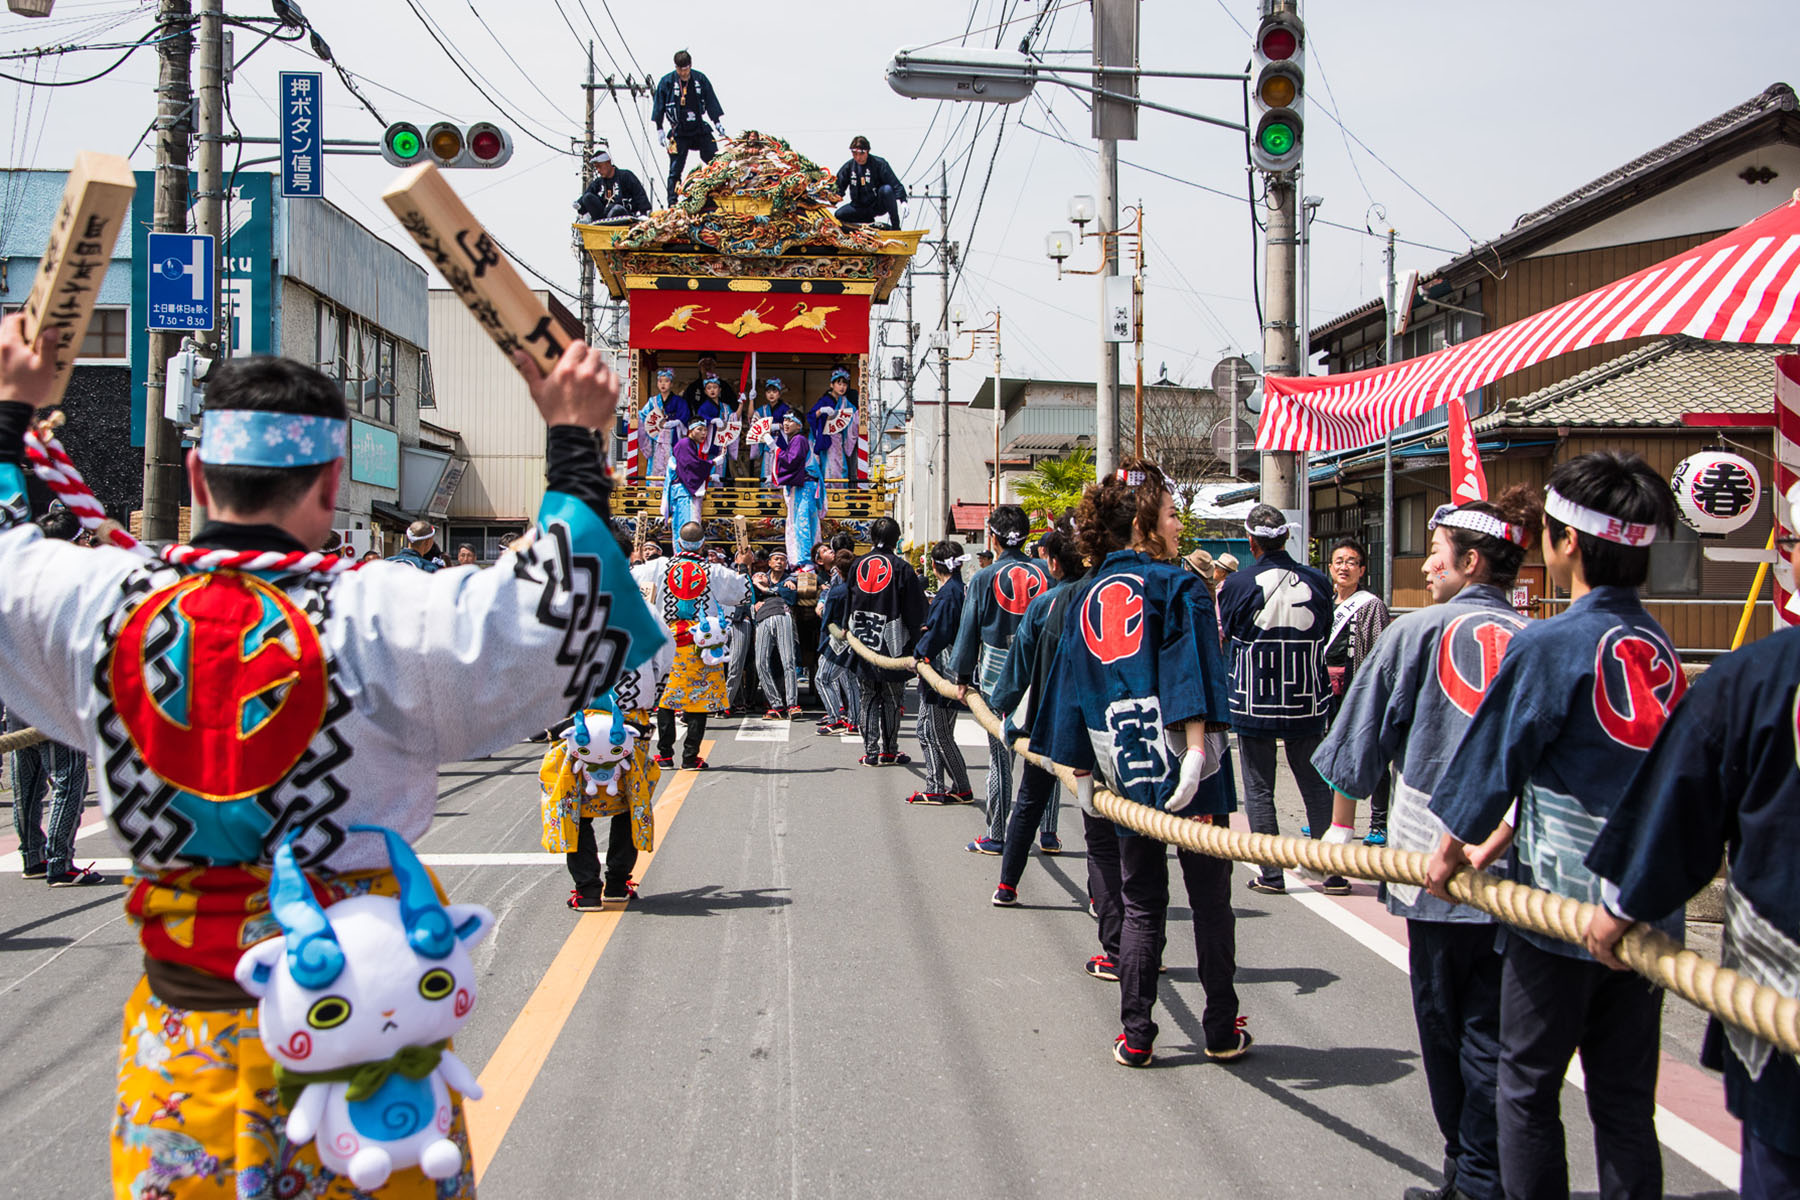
401, 0, 578, 156
907, 0, 1085, 53
0, 20, 173, 86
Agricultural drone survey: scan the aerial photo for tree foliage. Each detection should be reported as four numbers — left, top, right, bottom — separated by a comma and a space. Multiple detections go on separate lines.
1012, 447, 1095, 524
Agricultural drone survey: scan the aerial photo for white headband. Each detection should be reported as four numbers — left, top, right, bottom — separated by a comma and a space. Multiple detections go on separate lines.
1429, 503, 1527, 547
1246, 519, 1297, 540
938, 553, 968, 568
1544, 487, 1658, 548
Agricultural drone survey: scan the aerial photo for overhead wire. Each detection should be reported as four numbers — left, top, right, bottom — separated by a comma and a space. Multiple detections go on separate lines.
401, 0, 578, 157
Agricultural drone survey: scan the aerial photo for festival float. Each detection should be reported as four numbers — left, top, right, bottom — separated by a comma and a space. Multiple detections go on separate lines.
578, 131, 922, 556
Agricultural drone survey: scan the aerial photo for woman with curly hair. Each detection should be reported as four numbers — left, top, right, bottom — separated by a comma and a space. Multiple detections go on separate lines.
1032, 461, 1249, 1068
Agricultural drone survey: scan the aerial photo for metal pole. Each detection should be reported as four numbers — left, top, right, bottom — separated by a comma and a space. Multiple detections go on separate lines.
1096, 138, 1120, 478
937, 162, 952, 538
190, 0, 223, 531
1298, 180, 1317, 561
1382, 227, 1396, 604
142, 0, 192, 543
992, 309, 1002, 508
579, 42, 596, 344
1132, 205, 1144, 459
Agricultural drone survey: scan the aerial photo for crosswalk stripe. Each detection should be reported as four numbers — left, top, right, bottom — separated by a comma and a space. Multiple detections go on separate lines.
736, 718, 792, 742
953, 717, 986, 748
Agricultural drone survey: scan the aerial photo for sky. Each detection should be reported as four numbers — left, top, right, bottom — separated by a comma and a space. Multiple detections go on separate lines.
1, 0, 1794, 415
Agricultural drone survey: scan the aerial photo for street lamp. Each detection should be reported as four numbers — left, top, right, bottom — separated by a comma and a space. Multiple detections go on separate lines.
1046, 197, 1148, 458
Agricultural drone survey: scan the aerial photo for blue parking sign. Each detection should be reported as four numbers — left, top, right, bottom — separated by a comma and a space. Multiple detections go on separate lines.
146, 232, 214, 332
281, 71, 323, 198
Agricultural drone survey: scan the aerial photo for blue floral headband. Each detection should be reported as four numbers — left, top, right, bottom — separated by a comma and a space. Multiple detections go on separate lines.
765, 378, 784, 391
656, 368, 675, 380
830, 368, 850, 382
198, 410, 346, 468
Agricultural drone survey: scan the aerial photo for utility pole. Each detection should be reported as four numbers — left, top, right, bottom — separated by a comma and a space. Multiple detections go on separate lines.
579, 42, 597, 344
142, 0, 192, 542
903, 263, 916, 419
935, 162, 952, 538
1092, 0, 1137, 480
1257, 0, 1300, 517
1381, 227, 1397, 604
190, 0, 223, 531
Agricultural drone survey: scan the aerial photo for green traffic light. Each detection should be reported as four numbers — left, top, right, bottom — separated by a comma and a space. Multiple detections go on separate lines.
391, 130, 421, 160
1259, 121, 1296, 157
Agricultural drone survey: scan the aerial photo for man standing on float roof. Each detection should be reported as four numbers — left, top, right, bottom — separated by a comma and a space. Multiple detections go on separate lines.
0, 314, 662, 1196
652, 49, 726, 204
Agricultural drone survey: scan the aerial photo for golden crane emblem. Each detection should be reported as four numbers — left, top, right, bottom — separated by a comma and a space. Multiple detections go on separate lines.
782, 301, 840, 341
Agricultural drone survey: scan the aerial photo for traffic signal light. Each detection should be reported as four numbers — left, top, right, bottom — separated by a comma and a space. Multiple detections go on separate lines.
380, 121, 513, 169
1249, 12, 1304, 174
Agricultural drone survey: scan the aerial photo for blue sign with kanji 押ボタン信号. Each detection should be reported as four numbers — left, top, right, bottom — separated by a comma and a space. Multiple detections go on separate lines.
280, 71, 322, 198
145, 232, 214, 332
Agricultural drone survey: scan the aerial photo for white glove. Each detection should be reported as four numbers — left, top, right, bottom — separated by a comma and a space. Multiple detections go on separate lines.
1076, 773, 1098, 818
1300, 822, 1356, 882
1165, 745, 1207, 813
760, 434, 776, 449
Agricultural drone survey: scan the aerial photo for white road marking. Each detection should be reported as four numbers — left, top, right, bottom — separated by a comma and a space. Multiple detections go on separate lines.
737, 719, 793, 742
954, 718, 987, 748
0, 851, 573, 873
1260, 866, 1740, 1187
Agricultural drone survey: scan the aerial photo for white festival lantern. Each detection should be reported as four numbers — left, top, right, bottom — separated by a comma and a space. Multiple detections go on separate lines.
1669, 450, 1760, 536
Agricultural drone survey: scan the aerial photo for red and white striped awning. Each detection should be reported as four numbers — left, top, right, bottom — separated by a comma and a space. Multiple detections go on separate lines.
1258, 193, 1800, 452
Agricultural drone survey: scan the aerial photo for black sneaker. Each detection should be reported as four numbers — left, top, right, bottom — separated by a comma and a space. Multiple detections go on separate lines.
653, 754, 674, 769
1112, 1033, 1153, 1068
21, 862, 47, 880
991, 884, 1018, 907
1085, 954, 1120, 982
47, 863, 104, 888
1205, 1018, 1254, 1062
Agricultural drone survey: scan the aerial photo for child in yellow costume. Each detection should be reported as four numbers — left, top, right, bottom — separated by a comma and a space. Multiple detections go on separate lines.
540, 618, 675, 911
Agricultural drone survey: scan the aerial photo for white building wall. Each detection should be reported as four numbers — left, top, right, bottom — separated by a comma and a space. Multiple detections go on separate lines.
1532, 145, 1800, 257
901, 403, 991, 544
427, 289, 547, 523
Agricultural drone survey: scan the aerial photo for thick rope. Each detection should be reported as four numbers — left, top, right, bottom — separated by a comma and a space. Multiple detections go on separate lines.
829, 622, 1800, 1058
0, 726, 49, 754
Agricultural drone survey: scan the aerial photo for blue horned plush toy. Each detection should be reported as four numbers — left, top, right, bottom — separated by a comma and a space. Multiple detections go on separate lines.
563, 699, 637, 799
234, 827, 494, 1192
691, 598, 731, 667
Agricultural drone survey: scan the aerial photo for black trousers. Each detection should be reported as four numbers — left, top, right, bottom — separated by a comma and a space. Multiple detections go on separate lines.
1117, 832, 1239, 1051
566, 814, 638, 899
857, 677, 904, 756
1409, 920, 1503, 1200
1745, 1132, 1800, 1200
834, 184, 902, 229
665, 128, 717, 203
1497, 936, 1663, 1200
997, 762, 1058, 887
656, 708, 708, 764
1082, 811, 1123, 963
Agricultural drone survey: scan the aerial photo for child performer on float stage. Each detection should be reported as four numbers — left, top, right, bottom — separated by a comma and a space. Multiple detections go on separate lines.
752, 378, 792, 485
1312, 488, 1542, 1200
768, 409, 821, 565
1583, 480, 1800, 1200
808, 367, 858, 486
637, 367, 678, 482
1034, 461, 1248, 1069
1426, 452, 1684, 1200
0, 315, 662, 1196
665, 418, 712, 534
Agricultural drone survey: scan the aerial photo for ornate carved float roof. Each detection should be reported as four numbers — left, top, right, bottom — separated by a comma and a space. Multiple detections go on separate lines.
578, 130, 920, 303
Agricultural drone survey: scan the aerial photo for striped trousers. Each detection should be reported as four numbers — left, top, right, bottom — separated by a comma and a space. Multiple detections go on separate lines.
858, 678, 904, 757
753, 614, 798, 709
915, 703, 970, 796
816, 658, 857, 723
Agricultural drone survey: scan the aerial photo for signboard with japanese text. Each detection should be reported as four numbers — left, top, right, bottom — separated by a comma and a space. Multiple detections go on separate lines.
131, 171, 275, 445
145, 232, 214, 331
628, 287, 870, 353
280, 72, 323, 198
350, 418, 399, 489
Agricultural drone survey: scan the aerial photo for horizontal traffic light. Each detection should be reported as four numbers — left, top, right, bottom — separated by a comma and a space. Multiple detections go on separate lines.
381, 121, 513, 169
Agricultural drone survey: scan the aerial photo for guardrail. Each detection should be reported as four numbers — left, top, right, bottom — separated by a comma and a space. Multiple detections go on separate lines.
827, 621, 1799, 1057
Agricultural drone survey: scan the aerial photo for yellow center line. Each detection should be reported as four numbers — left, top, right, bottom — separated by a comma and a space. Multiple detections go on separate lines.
465, 738, 715, 1183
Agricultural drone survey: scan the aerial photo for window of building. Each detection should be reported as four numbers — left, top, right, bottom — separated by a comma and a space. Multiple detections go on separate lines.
1396, 493, 1428, 556
418, 352, 436, 409
1646, 522, 1700, 596
80, 308, 128, 359
317, 299, 344, 386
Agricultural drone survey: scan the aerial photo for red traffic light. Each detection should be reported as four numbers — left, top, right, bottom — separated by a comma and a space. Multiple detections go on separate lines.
1259, 25, 1298, 60
470, 129, 503, 161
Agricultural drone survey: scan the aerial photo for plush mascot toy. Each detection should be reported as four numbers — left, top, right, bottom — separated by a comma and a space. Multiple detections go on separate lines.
563, 704, 637, 799
234, 827, 493, 1192
691, 598, 731, 667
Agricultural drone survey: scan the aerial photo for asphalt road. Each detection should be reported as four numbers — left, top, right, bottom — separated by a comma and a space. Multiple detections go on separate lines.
0, 703, 1741, 1199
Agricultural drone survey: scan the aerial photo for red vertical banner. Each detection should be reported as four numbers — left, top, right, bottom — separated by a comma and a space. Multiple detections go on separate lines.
1447, 398, 1488, 503
1774, 356, 1800, 627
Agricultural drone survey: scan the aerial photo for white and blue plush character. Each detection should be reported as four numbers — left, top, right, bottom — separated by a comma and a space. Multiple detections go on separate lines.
234, 827, 494, 1192
691, 599, 731, 667
563, 700, 637, 799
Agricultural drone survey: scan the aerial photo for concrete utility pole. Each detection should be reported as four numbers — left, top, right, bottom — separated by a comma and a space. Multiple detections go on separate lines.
903, 263, 916, 419
189, 0, 223, 531
1091, 0, 1137, 479
579, 42, 597, 344
142, 0, 192, 542
1381, 226, 1397, 604
936, 162, 952, 538
1257, 0, 1300, 517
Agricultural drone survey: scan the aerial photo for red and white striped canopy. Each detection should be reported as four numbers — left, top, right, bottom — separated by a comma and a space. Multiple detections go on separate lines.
1257, 193, 1800, 452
